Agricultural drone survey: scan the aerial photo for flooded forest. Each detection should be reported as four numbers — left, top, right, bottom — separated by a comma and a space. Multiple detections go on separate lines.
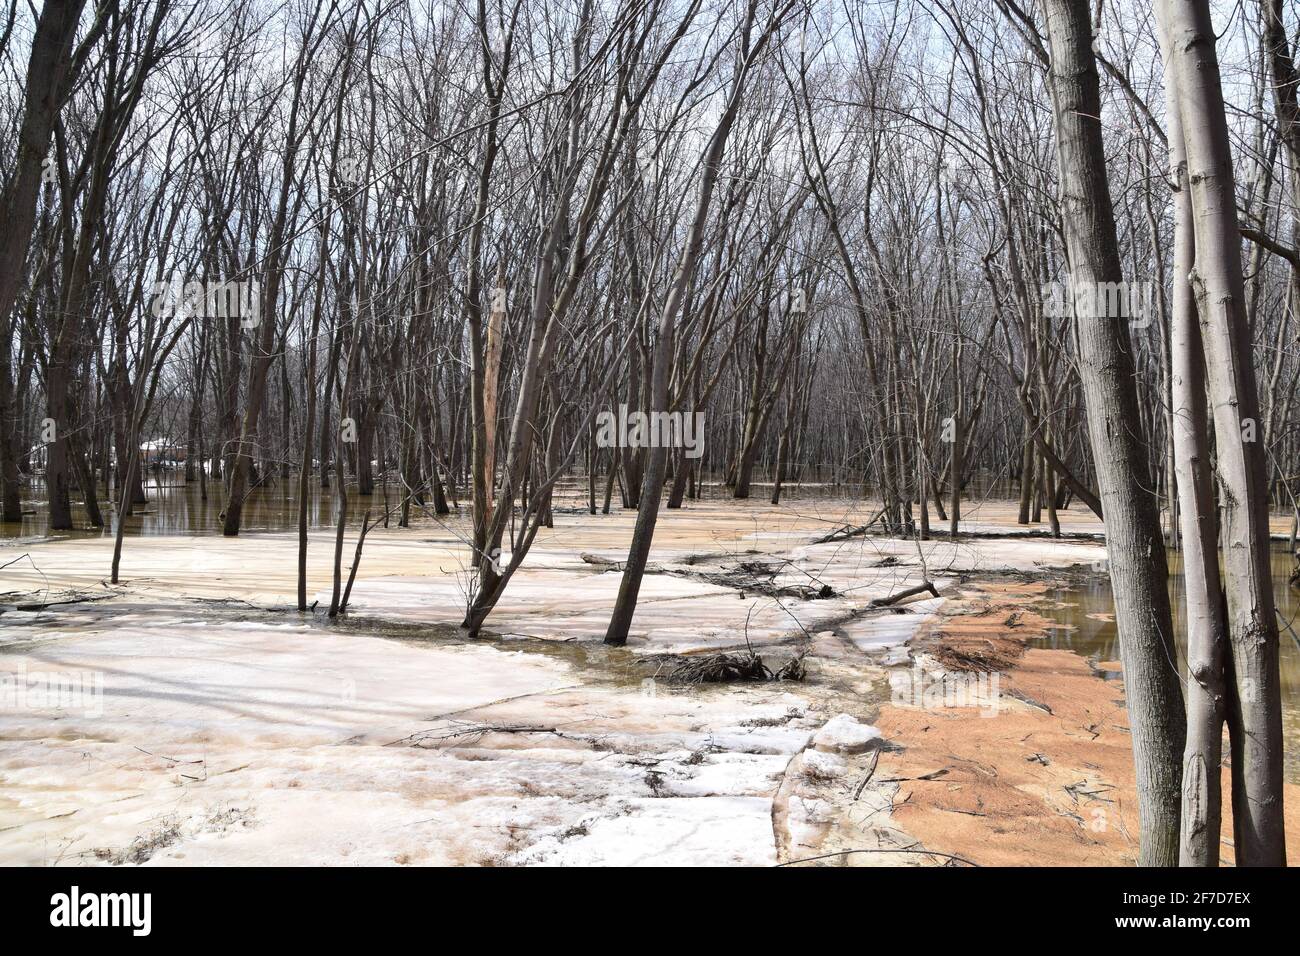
2, 0, 1300, 872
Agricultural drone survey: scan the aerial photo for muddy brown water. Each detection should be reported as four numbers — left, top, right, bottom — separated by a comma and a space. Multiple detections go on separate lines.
3, 475, 396, 538
3, 471, 1017, 539
5, 474, 783, 538
1039, 547, 1300, 783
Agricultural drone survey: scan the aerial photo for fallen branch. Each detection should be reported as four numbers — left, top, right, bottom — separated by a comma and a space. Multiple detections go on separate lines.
852, 749, 882, 800
777, 846, 978, 867
1004, 687, 1054, 715
813, 510, 884, 544
11, 593, 115, 612
869, 580, 940, 608
878, 767, 951, 783
394, 724, 571, 749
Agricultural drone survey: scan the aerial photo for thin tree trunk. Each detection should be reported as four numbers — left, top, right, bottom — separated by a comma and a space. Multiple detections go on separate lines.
1158, 23, 1230, 865
605, 0, 781, 645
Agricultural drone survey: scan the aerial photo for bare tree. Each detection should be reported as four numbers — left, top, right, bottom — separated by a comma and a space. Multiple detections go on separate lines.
1158, 0, 1286, 867
1040, 0, 1185, 866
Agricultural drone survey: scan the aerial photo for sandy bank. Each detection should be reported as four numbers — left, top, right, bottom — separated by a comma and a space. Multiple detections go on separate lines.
856, 582, 1300, 867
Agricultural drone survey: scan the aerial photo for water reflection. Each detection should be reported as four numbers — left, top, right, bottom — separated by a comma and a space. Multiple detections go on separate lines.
1039, 547, 1300, 783
1, 474, 419, 538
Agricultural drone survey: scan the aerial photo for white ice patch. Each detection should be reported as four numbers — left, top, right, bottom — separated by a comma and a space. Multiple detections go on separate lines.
801, 749, 848, 780
516, 796, 777, 866
0, 618, 816, 866
812, 714, 882, 754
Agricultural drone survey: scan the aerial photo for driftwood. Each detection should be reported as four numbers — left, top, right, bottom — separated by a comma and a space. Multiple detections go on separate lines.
852, 749, 882, 800
11, 593, 115, 612
393, 724, 571, 749
1004, 687, 1054, 715
658, 559, 836, 601
581, 552, 667, 575
868, 580, 940, 608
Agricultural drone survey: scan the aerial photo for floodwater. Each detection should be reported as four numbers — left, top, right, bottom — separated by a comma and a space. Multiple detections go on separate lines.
1038, 547, 1300, 783
2, 468, 1023, 540
1, 473, 419, 539
7, 473, 1297, 780
1, 473, 881, 539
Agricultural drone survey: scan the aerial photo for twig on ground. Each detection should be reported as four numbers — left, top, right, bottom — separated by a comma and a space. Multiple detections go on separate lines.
777, 846, 978, 867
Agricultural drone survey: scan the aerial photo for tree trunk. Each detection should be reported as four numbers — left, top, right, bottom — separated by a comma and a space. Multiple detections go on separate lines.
1041, 0, 1186, 866
1158, 22, 1230, 864
1159, 0, 1286, 865
605, 0, 775, 645
0, 0, 87, 327
0, 316, 23, 522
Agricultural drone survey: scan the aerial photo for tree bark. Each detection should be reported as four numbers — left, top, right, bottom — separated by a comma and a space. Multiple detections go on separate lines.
1041, 0, 1186, 866
1158, 19, 1230, 863
0, 0, 88, 327
1159, 0, 1286, 865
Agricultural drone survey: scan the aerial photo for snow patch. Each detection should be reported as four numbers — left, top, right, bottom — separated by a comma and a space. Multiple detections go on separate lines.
812, 714, 882, 755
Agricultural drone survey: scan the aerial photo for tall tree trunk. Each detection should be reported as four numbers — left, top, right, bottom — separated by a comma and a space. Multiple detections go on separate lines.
605, 0, 778, 646
1017, 423, 1034, 524
1041, 0, 1186, 866
0, 316, 23, 522
44, 362, 74, 530
1159, 0, 1286, 865
949, 346, 962, 536
298, 251, 326, 611
1158, 22, 1230, 864
0, 0, 88, 326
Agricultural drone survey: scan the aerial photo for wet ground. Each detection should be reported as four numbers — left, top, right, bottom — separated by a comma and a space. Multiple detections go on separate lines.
1037, 548, 1300, 783
2, 486, 1298, 864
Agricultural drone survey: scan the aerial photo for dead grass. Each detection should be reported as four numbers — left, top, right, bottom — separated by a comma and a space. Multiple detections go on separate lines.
90, 804, 256, 865
94, 818, 184, 865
